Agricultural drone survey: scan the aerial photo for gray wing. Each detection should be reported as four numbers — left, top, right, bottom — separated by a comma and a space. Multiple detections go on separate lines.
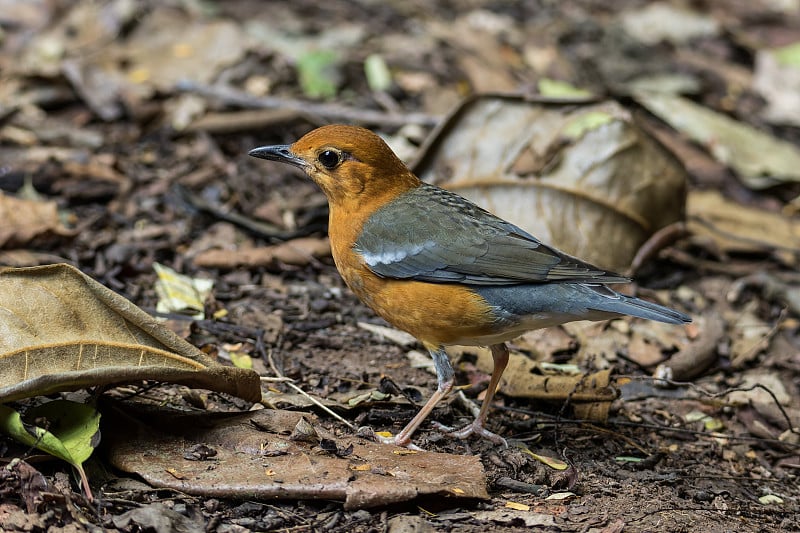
354, 183, 629, 286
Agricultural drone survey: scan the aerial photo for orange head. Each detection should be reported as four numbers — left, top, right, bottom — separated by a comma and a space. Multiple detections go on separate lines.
249, 125, 420, 209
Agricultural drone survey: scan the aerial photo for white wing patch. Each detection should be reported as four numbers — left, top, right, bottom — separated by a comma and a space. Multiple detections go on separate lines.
361, 241, 434, 267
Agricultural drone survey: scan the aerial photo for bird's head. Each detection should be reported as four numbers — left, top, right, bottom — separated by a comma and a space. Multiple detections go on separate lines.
249, 125, 420, 208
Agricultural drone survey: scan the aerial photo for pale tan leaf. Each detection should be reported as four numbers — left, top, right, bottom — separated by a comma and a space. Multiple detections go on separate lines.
687, 190, 800, 255
636, 92, 800, 189
0, 264, 260, 403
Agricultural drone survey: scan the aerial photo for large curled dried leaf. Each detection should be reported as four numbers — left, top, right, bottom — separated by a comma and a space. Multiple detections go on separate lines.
412, 94, 687, 272
0, 264, 261, 403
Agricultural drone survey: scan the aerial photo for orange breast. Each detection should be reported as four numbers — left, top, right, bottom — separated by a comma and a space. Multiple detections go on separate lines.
327, 193, 498, 346
335, 254, 498, 346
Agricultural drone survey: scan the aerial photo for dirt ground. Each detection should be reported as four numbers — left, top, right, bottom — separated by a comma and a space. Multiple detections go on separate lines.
1, 1, 799, 532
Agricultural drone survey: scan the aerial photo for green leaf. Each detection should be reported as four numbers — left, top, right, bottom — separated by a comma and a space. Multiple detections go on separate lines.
774, 42, 800, 67
561, 110, 615, 139
229, 351, 253, 370
0, 400, 101, 499
538, 78, 593, 99
297, 50, 340, 99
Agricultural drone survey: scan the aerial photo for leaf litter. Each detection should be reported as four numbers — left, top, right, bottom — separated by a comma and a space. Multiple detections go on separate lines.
0, 0, 799, 532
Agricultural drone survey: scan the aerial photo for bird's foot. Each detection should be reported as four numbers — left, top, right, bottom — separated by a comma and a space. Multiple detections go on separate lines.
431, 420, 508, 448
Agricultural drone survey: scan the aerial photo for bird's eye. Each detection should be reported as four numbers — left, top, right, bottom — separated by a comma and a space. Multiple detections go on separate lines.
318, 149, 341, 169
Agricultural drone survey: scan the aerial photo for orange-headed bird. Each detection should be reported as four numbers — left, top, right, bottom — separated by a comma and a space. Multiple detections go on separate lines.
250, 125, 690, 448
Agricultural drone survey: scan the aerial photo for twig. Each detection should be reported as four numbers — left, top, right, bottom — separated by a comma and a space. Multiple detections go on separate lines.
176, 81, 440, 127
262, 344, 356, 430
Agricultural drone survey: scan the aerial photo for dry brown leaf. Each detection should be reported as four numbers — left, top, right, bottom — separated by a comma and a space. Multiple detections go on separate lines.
0, 264, 260, 403
513, 327, 575, 360
104, 405, 488, 509
562, 321, 630, 368
0, 192, 72, 248
687, 189, 800, 258
413, 95, 687, 271
728, 301, 773, 369
427, 14, 520, 92
192, 237, 331, 269
468, 347, 617, 422
82, 10, 246, 102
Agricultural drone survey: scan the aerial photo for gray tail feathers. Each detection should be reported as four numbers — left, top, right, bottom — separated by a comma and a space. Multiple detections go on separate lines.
590, 284, 691, 324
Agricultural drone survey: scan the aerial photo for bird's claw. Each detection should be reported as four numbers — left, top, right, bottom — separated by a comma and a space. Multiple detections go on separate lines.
431, 420, 508, 448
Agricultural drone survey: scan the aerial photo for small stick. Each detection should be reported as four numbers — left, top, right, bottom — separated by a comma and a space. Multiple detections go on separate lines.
177, 81, 439, 128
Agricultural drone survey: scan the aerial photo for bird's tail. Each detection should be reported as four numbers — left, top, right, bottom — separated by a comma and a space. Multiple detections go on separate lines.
586, 284, 691, 324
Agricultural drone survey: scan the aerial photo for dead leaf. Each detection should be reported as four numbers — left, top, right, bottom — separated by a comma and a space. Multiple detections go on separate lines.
504, 501, 530, 511
636, 92, 800, 189
464, 346, 618, 422
192, 237, 331, 268
427, 13, 520, 92
357, 322, 417, 347
0, 264, 260, 403
104, 404, 488, 510
753, 43, 800, 127
105, 10, 247, 97
413, 95, 687, 271
472, 508, 556, 527
728, 302, 774, 368
620, 3, 720, 45
16, 1, 141, 78
113, 502, 205, 533
688, 190, 800, 257
0, 192, 72, 248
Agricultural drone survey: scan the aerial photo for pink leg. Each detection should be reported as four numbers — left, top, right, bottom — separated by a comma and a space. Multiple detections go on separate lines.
447, 343, 509, 446
382, 346, 454, 448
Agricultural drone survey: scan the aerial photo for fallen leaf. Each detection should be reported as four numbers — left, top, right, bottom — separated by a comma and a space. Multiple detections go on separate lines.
357, 322, 417, 347
297, 50, 341, 99
462, 346, 618, 422
636, 92, 800, 188
0, 264, 260, 403
364, 54, 392, 92
504, 501, 530, 511
0, 400, 100, 499
104, 405, 488, 510
113, 502, 205, 532
620, 3, 719, 45
472, 509, 556, 527
687, 190, 800, 257
753, 42, 800, 127
153, 263, 214, 318
192, 237, 331, 269
524, 451, 569, 470
0, 192, 72, 248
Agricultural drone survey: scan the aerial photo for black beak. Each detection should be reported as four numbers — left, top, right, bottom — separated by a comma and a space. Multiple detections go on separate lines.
248, 145, 307, 169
